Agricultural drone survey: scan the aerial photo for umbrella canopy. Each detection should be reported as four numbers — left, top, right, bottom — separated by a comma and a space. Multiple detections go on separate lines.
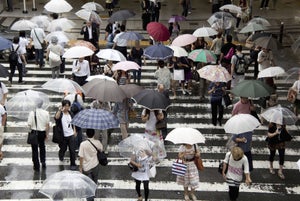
47, 18, 76, 32
45, 31, 70, 44
219, 4, 242, 14
188, 49, 217, 63
82, 2, 104, 11
165, 127, 205, 145
146, 22, 170, 41
10, 19, 37, 31
6, 90, 50, 120
119, 31, 144, 41
291, 37, 300, 54
44, 0, 73, 13
171, 34, 197, 47
63, 46, 95, 59
0, 64, 9, 78
86, 74, 116, 82
248, 17, 271, 27
239, 23, 266, 34
108, 9, 135, 23
30, 15, 50, 30
261, 105, 298, 125
224, 114, 261, 134
197, 65, 231, 82
283, 67, 300, 83
71, 109, 119, 130
75, 9, 102, 25
257, 66, 285, 78
132, 89, 171, 110
168, 15, 186, 23
96, 49, 127, 61
120, 84, 144, 98
254, 36, 278, 50
0, 36, 12, 51
69, 40, 97, 51
168, 45, 188, 57
42, 78, 84, 94
39, 170, 97, 200
250, 32, 273, 41
82, 78, 127, 102
144, 44, 173, 60
112, 61, 140, 71
193, 26, 218, 37
207, 11, 235, 28
230, 79, 274, 98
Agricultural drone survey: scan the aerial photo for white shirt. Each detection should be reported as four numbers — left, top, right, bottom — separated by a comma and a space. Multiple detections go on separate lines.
113, 32, 127, 47
30, 28, 45, 49
61, 112, 74, 137
257, 50, 273, 72
142, 109, 163, 131
19, 37, 29, 54
292, 80, 300, 99
224, 152, 249, 184
0, 82, 8, 105
27, 108, 50, 131
78, 138, 103, 171
72, 59, 91, 77
12, 43, 23, 64
0, 105, 5, 126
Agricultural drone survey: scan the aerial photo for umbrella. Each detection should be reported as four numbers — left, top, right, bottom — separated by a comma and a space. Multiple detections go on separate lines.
248, 17, 271, 27
0, 36, 12, 51
45, 31, 70, 44
86, 74, 116, 82
283, 67, 300, 83
132, 89, 171, 110
165, 127, 205, 145
82, 2, 104, 12
96, 49, 127, 61
171, 34, 197, 47
30, 15, 50, 29
69, 40, 97, 51
188, 49, 217, 63
230, 79, 274, 98
254, 36, 279, 50
112, 61, 140, 71
71, 109, 119, 130
44, 0, 73, 13
108, 9, 135, 23
0, 64, 9, 78
197, 65, 231, 82
119, 31, 144, 41
291, 37, 300, 54
193, 26, 218, 37
168, 45, 188, 57
75, 9, 102, 25
82, 78, 127, 102
257, 66, 285, 78
144, 44, 173, 60
120, 84, 144, 98
207, 11, 235, 26
168, 15, 186, 23
146, 22, 170, 41
63, 46, 95, 59
6, 90, 50, 120
219, 4, 242, 14
250, 32, 273, 41
10, 19, 37, 31
39, 170, 97, 200
239, 23, 266, 34
224, 114, 261, 134
47, 18, 76, 32
261, 105, 298, 125
42, 78, 84, 94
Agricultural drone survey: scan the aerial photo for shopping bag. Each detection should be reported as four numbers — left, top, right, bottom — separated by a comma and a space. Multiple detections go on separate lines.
172, 159, 187, 176
173, 69, 184, 81
148, 164, 157, 178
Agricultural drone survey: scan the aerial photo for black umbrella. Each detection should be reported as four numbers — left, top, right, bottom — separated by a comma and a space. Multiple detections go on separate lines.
132, 89, 171, 111
108, 10, 135, 23
0, 64, 9, 78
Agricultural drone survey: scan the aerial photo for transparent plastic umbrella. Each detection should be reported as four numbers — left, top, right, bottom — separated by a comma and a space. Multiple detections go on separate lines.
10, 19, 37, 31
44, 0, 73, 13
82, 2, 105, 12
261, 105, 298, 125
42, 78, 84, 94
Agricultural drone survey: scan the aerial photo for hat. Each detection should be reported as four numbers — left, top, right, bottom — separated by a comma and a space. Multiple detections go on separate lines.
51, 36, 58, 44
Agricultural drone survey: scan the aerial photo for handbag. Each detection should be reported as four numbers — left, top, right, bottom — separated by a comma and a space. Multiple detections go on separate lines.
222, 93, 232, 107
173, 69, 184, 81
128, 162, 138, 172
52, 125, 61, 144
193, 145, 204, 171
49, 51, 61, 63
88, 140, 108, 166
172, 159, 187, 176
27, 111, 38, 145
218, 153, 231, 175
191, 69, 200, 82
279, 129, 293, 142
148, 164, 157, 178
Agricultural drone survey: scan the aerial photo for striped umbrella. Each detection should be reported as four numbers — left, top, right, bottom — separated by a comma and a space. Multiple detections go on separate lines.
188, 49, 217, 63
197, 65, 231, 83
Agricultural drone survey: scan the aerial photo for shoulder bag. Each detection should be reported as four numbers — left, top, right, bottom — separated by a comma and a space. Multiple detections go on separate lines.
88, 139, 108, 166
218, 153, 230, 175
49, 50, 61, 63
27, 111, 38, 145
33, 29, 46, 49
194, 144, 204, 171
172, 159, 187, 176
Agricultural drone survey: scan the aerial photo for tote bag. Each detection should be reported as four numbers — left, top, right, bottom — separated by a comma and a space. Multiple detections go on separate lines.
173, 69, 184, 81
49, 51, 61, 63
172, 159, 187, 176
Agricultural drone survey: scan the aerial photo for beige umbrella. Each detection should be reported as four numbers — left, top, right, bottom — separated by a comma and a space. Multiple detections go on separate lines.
63, 46, 95, 59
10, 19, 37, 31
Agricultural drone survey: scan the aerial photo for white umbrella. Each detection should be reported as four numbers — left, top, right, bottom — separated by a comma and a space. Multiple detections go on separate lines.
219, 4, 242, 14
82, 2, 104, 11
30, 15, 50, 30
96, 49, 127, 61
10, 19, 37, 31
165, 127, 205, 145
63, 46, 95, 59
239, 23, 266, 34
224, 114, 260, 134
75, 9, 102, 24
193, 26, 218, 37
168, 45, 188, 57
257, 66, 285, 78
171, 34, 197, 47
86, 74, 116, 82
248, 17, 271, 27
112, 61, 140, 71
42, 78, 84, 94
261, 105, 298, 125
44, 0, 73, 13
45, 31, 70, 44
47, 18, 76, 32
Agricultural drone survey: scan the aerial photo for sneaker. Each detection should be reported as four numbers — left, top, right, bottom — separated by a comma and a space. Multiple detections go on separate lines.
187, 90, 192, 95
269, 168, 275, 174
278, 171, 285, 179
182, 90, 186, 95
190, 193, 197, 201
70, 165, 77, 171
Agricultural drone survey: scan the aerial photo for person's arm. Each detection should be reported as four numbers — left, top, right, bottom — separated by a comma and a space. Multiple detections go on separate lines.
1, 113, 6, 127
45, 122, 50, 140
79, 157, 84, 173
1, 93, 7, 105
230, 56, 235, 77
267, 126, 280, 138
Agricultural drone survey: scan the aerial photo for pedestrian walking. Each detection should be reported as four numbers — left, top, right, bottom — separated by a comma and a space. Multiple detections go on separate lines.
27, 100, 50, 171
112, 98, 130, 140
177, 144, 200, 201
210, 32, 223, 62
260, 0, 270, 10
208, 82, 226, 126
54, 100, 77, 170
105, 0, 114, 16
80, 21, 99, 49
0, 104, 6, 161
150, 0, 161, 22
154, 60, 172, 90
30, 21, 46, 68
222, 146, 252, 201
291, 73, 300, 115
129, 41, 144, 85
19, 31, 29, 77
230, 45, 249, 88
167, 56, 179, 98
113, 25, 128, 59
46, 36, 63, 79
72, 57, 91, 86
257, 48, 274, 73
232, 97, 255, 116
79, 129, 103, 201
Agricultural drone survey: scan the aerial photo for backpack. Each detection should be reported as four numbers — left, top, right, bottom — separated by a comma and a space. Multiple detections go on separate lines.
70, 94, 83, 115
234, 54, 248, 75
9, 45, 19, 66
224, 47, 234, 60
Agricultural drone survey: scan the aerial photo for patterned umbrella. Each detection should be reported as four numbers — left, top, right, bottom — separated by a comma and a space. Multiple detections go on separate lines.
146, 22, 170, 41
144, 44, 173, 60
197, 65, 231, 83
71, 109, 119, 130
261, 105, 298, 125
171, 34, 197, 47
188, 49, 217, 63
69, 40, 97, 51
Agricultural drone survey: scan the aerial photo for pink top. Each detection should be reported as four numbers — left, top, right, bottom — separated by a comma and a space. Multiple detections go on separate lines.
232, 101, 251, 115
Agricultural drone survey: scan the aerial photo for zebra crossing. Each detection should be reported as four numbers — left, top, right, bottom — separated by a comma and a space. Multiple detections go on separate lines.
0, 46, 300, 200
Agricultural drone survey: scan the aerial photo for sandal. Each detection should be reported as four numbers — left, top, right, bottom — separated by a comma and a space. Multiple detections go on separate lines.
278, 171, 285, 180
184, 194, 190, 201
137, 196, 142, 201
269, 168, 275, 175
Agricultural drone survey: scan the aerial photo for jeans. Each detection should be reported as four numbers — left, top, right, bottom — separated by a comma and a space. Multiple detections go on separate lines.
31, 131, 46, 169
58, 135, 76, 166
35, 48, 44, 67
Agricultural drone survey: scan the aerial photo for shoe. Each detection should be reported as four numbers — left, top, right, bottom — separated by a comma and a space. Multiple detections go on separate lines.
70, 165, 77, 171
137, 196, 142, 201
278, 171, 285, 179
187, 90, 192, 95
184, 194, 190, 201
182, 90, 186, 95
7, 82, 12, 87
18, 81, 26, 84
269, 168, 275, 174
42, 163, 46, 169
218, 119, 222, 126
33, 167, 40, 172
190, 193, 197, 201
